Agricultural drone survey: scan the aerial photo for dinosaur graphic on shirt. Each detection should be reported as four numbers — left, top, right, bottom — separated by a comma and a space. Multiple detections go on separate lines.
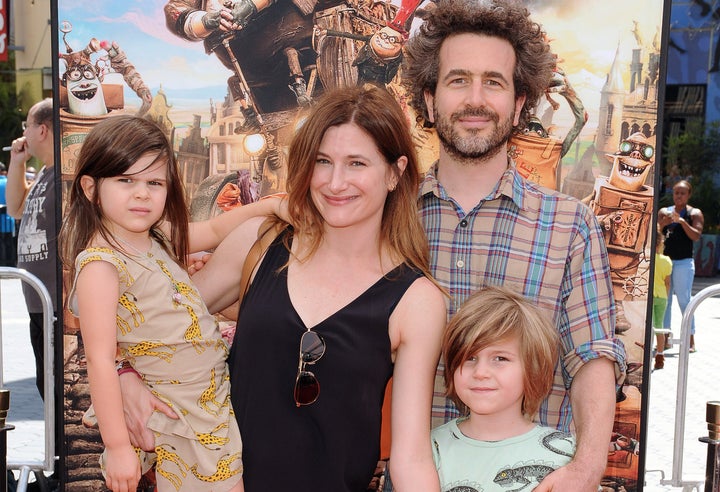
493, 462, 555, 491
541, 430, 574, 457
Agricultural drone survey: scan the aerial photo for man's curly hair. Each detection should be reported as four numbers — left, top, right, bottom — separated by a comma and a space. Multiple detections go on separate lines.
402, 0, 555, 130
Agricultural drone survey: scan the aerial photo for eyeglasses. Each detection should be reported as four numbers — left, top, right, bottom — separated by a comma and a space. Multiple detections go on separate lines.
65, 64, 98, 82
22, 121, 41, 131
618, 140, 654, 161
294, 330, 325, 407
377, 30, 401, 44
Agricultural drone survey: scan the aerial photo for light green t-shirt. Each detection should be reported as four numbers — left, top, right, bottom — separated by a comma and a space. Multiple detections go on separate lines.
432, 419, 575, 492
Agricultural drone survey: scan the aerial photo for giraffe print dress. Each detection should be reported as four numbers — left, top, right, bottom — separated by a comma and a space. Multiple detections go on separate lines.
71, 241, 243, 491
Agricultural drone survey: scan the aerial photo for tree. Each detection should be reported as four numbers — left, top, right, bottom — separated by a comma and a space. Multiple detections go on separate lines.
0, 50, 24, 165
662, 119, 720, 233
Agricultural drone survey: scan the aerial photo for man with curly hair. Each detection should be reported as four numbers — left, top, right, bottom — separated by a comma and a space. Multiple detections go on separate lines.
402, 1, 626, 490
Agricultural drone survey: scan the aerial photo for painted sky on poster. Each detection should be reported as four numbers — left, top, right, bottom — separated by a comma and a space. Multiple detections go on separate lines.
59, 0, 663, 135
59, 0, 228, 125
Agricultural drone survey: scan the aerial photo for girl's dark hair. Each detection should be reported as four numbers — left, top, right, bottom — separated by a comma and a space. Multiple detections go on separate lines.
60, 115, 189, 278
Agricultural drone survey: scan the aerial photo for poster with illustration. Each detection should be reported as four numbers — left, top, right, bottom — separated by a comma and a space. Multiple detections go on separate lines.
56, 0, 666, 490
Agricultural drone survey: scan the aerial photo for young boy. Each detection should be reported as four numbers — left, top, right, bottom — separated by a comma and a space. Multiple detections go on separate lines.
432, 286, 575, 491
653, 232, 673, 369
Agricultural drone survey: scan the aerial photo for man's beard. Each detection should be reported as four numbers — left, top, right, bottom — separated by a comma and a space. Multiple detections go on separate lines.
434, 103, 515, 163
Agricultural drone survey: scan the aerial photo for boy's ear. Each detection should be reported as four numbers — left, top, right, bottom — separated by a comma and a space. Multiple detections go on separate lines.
79, 175, 96, 201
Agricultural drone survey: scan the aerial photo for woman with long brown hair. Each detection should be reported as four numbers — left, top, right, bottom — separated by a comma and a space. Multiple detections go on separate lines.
121, 85, 446, 491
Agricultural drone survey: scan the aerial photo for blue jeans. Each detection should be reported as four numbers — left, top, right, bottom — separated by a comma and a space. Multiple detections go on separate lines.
663, 258, 695, 334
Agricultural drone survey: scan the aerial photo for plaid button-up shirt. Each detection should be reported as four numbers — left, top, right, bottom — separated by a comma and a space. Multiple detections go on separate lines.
419, 162, 626, 432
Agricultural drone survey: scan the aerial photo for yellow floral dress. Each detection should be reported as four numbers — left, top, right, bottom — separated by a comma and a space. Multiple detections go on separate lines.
70, 241, 243, 491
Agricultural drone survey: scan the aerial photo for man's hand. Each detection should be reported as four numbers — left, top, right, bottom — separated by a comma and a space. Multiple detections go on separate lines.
9, 137, 30, 166
201, 10, 223, 30
229, 0, 259, 30
119, 373, 177, 451
201, 7, 239, 33
534, 459, 603, 492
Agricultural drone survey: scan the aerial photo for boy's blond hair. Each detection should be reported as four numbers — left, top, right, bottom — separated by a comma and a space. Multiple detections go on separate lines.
443, 285, 559, 419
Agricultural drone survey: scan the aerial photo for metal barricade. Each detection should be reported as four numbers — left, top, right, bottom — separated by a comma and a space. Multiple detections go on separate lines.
699, 401, 720, 492
0, 267, 56, 491
660, 283, 720, 491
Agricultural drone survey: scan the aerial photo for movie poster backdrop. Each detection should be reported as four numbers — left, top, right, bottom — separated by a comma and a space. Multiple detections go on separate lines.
56, 1, 665, 489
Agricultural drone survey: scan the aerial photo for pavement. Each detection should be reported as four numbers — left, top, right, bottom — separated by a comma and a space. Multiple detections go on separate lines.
0, 274, 719, 491
0, 278, 47, 485
642, 274, 720, 492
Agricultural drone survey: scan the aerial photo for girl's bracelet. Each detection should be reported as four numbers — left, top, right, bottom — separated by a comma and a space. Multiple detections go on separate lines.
115, 359, 141, 378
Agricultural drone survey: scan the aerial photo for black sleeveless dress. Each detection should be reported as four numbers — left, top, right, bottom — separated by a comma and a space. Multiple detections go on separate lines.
228, 228, 422, 492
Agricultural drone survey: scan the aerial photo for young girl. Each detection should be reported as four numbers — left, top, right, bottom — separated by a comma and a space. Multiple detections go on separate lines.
60, 115, 276, 492
432, 285, 576, 491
